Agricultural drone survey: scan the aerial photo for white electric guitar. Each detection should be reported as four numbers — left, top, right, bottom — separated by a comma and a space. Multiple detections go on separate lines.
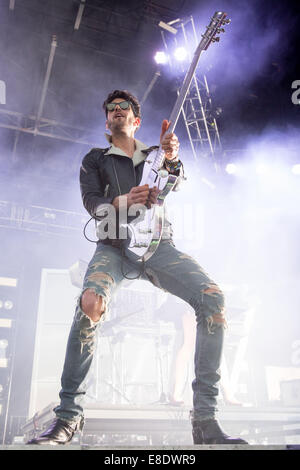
123, 11, 230, 262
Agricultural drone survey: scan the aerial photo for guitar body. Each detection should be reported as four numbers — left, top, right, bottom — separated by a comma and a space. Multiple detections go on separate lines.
123, 166, 178, 263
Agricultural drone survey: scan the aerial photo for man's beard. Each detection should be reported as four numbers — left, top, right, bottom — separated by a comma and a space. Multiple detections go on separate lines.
107, 116, 135, 134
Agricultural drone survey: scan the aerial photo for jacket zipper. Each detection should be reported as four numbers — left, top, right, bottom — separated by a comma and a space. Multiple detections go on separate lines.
112, 158, 122, 196
112, 157, 137, 194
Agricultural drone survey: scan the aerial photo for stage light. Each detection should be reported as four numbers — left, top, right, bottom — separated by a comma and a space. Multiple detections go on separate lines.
0, 300, 2, 309
256, 163, 268, 175
174, 47, 187, 61
154, 51, 167, 65
225, 163, 237, 174
158, 20, 178, 35
0, 319, 12, 328
4, 300, 13, 310
0, 339, 8, 368
292, 164, 300, 175
0, 277, 17, 287
0, 339, 8, 351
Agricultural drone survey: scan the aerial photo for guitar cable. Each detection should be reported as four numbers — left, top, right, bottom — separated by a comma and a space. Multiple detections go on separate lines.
83, 216, 145, 281
120, 244, 145, 281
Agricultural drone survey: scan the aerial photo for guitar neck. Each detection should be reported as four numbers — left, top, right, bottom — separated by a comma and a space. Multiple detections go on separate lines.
153, 11, 228, 170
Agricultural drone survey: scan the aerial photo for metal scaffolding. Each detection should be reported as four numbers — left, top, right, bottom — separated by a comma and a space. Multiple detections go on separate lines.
160, 16, 222, 164
0, 34, 101, 149
0, 200, 89, 237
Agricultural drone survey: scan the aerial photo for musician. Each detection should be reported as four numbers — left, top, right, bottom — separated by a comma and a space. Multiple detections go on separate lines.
27, 90, 247, 445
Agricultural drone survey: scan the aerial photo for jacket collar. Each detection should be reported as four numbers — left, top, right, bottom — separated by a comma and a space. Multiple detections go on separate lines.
104, 133, 158, 166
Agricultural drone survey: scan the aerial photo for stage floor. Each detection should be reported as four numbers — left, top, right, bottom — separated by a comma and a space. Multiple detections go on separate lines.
14, 402, 300, 447
0, 444, 293, 450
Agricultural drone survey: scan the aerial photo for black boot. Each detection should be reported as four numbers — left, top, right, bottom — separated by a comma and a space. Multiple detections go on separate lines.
192, 419, 248, 445
26, 417, 84, 445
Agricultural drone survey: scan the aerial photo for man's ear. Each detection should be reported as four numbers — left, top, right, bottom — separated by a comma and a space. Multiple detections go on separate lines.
105, 120, 109, 130
134, 117, 141, 130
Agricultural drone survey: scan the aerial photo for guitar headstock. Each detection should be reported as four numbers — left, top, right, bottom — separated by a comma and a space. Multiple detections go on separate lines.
201, 11, 230, 50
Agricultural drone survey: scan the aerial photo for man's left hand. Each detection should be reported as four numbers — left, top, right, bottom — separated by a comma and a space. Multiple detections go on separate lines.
160, 119, 180, 161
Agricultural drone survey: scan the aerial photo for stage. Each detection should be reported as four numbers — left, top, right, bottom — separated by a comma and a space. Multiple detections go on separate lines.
14, 402, 300, 447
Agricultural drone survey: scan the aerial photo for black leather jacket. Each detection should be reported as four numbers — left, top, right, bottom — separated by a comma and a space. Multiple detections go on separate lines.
80, 146, 185, 241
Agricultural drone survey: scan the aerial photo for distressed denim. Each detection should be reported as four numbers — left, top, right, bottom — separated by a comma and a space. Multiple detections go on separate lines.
54, 240, 225, 423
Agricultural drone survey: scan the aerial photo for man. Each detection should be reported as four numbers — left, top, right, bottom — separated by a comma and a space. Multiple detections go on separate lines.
28, 90, 247, 445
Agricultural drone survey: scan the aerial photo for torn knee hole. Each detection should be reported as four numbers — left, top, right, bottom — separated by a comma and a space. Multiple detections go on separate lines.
81, 289, 106, 322
206, 310, 227, 333
203, 284, 223, 296
211, 312, 226, 324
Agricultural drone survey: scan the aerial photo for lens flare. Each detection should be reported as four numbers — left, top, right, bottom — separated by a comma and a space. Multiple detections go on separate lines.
174, 47, 188, 61
154, 51, 167, 64
256, 163, 268, 175
225, 163, 237, 174
292, 164, 300, 175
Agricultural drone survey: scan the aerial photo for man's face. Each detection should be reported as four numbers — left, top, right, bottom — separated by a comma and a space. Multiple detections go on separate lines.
106, 98, 140, 134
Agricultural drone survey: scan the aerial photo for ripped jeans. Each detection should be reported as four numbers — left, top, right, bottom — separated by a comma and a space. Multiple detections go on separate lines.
54, 239, 226, 424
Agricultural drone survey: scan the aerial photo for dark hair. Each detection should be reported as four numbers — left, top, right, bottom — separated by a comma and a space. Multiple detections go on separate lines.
102, 89, 141, 119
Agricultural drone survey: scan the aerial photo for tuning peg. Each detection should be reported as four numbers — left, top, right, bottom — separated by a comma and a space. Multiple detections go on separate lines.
212, 37, 220, 42
217, 27, 225, 33
222, 18, 231, 25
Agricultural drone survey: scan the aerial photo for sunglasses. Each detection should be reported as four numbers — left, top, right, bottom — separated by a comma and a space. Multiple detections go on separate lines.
106, 100, 132, 112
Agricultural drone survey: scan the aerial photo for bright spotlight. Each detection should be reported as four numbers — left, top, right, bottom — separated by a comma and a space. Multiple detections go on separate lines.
292, 164, 300, 175
154, 51, 167, 65
174, 47, 187, 61
225, 163, 237, 174
4, 300, 13, 310
256, 164, 268, 175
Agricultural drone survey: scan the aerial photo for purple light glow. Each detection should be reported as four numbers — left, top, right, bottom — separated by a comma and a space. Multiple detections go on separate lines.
154, 51, 167, 65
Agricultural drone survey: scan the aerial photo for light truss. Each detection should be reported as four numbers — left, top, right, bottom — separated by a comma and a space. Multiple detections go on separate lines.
0, 200, 89, 237
0, 33, 101, 147
0, 108, 100, 146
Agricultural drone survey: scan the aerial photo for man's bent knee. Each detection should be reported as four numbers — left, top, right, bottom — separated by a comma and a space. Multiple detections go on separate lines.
202, 284, 227, 331
81, 289, 105, 322
206, 306, 227, 334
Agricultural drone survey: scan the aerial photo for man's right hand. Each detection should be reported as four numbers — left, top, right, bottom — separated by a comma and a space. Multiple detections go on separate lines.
127, 184, 151, 206
112, 184, 150, 210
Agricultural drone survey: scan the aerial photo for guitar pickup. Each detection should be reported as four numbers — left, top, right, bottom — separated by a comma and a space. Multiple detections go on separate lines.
133, 243, 149, 248
138, 229, 153, 234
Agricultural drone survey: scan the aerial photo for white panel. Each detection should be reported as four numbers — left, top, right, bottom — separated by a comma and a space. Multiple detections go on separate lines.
28, 269, 80, 418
